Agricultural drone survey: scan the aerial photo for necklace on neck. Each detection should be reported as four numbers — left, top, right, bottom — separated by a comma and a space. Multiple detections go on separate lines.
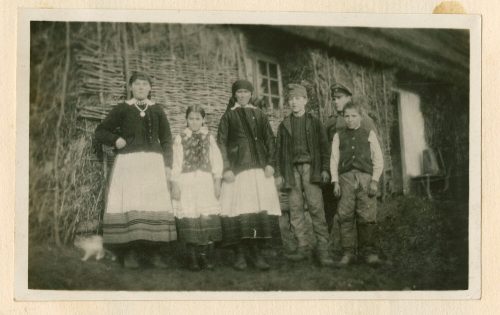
134, 100, 149, 118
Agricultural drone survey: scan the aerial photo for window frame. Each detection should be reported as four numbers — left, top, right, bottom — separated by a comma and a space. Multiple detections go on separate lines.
247, 53, 284, 110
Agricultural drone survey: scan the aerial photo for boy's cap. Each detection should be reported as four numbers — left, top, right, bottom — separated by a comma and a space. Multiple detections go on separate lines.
330, 83, 352, 96
287, 83, 308, 98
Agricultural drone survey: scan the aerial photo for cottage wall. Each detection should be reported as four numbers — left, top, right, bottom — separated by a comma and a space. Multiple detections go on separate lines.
29, 22, 468, 244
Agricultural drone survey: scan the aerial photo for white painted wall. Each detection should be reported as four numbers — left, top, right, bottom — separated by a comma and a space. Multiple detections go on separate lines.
397, 89, 428, 193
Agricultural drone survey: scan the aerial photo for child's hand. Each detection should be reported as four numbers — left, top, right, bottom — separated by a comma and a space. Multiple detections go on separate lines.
165, 167, 172, 181
333, 182, 341, 198
264, 165, 275, 178
368, 180, 378, 197
171, 182, 181, 200
320, 171, 330, 184
213, 178, 221, 199
275, 176, 283, 189
223, 170, 235, 183
115, 137, 127, 149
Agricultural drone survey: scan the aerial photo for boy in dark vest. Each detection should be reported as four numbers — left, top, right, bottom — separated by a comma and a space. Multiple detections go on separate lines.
330, 102, 384, 266
323, 83, 379, 236
275, 84, 334, 267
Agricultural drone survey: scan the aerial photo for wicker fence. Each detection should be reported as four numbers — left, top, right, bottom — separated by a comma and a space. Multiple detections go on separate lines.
77, 52, 239, 136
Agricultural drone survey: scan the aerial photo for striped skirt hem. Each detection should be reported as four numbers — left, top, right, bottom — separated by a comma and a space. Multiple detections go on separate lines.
103, 210, 177, 244
175, 215, 222, 245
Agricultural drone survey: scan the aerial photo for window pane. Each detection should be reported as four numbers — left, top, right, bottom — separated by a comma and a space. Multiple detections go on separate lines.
270, 80, 279, 96
260, 97, 270, 108
258, 60, 267, 76
272, 97, 280, 109
269, 63, 278, 78
260, 78, 269, 94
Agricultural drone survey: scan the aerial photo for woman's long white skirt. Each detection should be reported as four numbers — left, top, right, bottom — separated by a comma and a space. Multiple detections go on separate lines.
220, 169, 281, 217
103, 152, 177, 244
219, 168, 281, 244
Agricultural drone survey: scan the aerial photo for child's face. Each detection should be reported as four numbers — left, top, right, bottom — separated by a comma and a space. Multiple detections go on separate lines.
187, 112, 204, 132
235, 89, 252, 105
131, 79, 151, 100
343, 108, 362, 129
333, 93, 352, 112
289, 96, 307, 114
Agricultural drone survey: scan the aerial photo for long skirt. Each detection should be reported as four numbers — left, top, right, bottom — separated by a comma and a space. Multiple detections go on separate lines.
102, 152, 177, 245
173, 170, 222, 245
219, 168, 281, 245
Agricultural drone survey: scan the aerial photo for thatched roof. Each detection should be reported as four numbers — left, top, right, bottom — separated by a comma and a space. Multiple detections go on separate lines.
276, 26, 469, 85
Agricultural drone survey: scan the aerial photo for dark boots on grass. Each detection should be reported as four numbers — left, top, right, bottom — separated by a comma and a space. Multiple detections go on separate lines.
122, 249, 167, 269
337, 222, 382, 267
232, 240, 270, 271
186, 243, 216, 271
286, 246, 335, 267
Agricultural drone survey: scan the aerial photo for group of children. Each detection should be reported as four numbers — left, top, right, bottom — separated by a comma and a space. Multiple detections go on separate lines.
95, 71, 383, 271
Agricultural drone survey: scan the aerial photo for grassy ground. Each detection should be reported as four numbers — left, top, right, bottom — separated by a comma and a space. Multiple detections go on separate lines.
28, 195, 468, 291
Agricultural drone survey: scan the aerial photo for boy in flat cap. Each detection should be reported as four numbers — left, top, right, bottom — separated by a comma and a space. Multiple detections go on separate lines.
275, 84, 334, 267
325, 82, 378, 142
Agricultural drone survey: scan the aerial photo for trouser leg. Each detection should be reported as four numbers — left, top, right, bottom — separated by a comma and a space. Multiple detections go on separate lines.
288, 165, 309, 251
300, 164, 331, 253
355, 172, 379, 257
279, 210, 298, 254
337, 172, 357, 255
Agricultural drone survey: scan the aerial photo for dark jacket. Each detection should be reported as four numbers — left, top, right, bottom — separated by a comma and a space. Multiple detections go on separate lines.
94, 102, 173, 167
217, 106, 276, 174
275, 112, 330, 189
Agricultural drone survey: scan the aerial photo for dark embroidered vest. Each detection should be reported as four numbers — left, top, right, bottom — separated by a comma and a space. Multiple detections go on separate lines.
181, 131, 211, 173
338, 127, 373, 175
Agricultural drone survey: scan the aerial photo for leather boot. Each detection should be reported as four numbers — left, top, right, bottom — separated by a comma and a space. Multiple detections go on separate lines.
233, 244, 247, 271
151, 252, 167, 269
123, 249, 140, 269
187, 244, 200, 271
337, 251, 357, 267
285, 246, 311, 262
248, 241, 270, 270
358, 223, 382, 266
198, 244, 215, 270
316, 250, 335, 267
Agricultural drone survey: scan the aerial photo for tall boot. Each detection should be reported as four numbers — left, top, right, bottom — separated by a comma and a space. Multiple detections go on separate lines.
186, 244, 200, 271
338, 220, 357, 267
233, 243, 247, 271
358, 223, 382, 266
123, 249, 140, 269
198, 243, 215, 270
248, 240, 270, 271
284, 245, 311, 262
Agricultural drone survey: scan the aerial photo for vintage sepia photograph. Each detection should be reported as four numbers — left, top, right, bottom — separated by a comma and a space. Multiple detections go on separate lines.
16, 9, 480, 299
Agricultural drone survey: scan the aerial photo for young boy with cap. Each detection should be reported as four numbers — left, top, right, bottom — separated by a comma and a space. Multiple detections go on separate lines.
275, 83, 334, 267
330, 102, 384, 267
325, 82, 378, 142
323, 82, 379, 237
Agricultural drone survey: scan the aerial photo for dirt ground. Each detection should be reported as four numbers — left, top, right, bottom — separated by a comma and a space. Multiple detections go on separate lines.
28, 195, 468, 291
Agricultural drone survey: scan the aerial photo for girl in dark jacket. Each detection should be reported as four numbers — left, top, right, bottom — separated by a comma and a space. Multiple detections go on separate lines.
95, 72, 176, 268
217, 80, 281, 270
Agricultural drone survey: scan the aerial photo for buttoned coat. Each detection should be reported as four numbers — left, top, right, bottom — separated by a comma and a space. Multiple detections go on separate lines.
275, 112, 330, 190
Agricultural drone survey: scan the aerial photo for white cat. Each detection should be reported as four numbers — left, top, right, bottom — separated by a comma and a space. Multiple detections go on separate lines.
74, 235, 115, 261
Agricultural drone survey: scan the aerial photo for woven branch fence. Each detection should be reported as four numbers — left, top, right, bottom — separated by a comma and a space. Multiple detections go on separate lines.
30, 22, 247, 245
